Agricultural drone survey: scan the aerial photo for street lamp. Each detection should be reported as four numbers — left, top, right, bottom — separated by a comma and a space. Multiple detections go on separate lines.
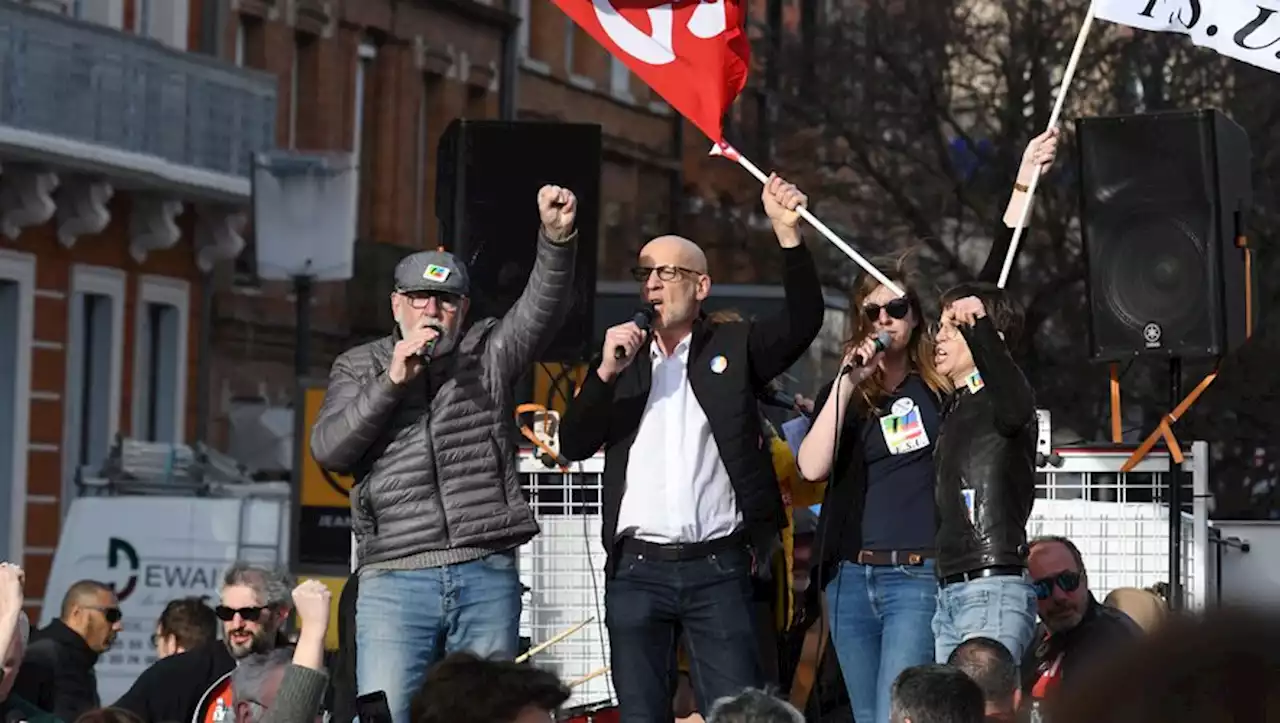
250, 151, 357, 377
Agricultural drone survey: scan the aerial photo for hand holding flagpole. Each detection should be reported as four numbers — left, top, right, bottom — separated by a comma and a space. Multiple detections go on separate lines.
996, 0, 1097, 289
711, 143, 906, 298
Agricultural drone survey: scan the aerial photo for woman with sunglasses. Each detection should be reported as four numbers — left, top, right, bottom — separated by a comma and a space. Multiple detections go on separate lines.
796, 251, 947, 723
797, 129, 1060, 722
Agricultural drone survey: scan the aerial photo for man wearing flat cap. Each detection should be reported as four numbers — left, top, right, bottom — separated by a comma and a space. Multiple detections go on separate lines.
310, 185, 579, 723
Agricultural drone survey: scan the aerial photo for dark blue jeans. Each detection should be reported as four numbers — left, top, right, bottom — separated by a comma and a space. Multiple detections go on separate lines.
605, 546, 764, 723
829, 560, 938, 723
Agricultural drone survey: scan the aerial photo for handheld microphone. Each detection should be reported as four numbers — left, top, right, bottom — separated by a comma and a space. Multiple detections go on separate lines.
416, 321, 445, 360
841, 330, 893, 375
614, 303, 657, 360
758, 389, 811, 418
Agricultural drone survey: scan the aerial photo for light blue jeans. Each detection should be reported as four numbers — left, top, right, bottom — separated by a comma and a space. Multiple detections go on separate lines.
828, 560, 938, 723
355, 552, 522, 723
932, 573, 1038, 664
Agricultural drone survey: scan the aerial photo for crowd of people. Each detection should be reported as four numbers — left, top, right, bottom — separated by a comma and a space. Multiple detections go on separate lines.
5, 125, 1278, 723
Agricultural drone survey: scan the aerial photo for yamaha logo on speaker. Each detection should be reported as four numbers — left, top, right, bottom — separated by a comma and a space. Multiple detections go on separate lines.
1143, 322, 1163, 349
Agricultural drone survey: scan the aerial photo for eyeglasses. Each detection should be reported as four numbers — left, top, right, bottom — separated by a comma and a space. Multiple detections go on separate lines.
1032, 570, 1082, 600
215, 605, 270, 622
863, 297, 911, 322
630, 265, 701, 282
84, 605, 122, 624
400, 292, 460, 311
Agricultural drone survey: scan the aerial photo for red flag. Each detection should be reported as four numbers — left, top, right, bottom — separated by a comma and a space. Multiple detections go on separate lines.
551, 0, 750, 143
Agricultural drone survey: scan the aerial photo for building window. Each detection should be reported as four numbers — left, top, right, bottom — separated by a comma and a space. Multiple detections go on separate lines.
233, 15, 266, 285
132, 277, 189, 444
566, 18, 595, 87
68, 0, 124, 29
234, 14, 266, 69
610, 57, 632, 100
135, 0, 188, 48
355, 41, 378, 240
64, 265, 125, 509
521, 0, 554, 71
289, 35, 301, 149
415, 76, 440, 248
0, 251, 34, 564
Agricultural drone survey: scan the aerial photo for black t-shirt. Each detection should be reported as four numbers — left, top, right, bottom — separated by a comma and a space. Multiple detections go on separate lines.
813, 374, 940, 556
858, 375, 940, 549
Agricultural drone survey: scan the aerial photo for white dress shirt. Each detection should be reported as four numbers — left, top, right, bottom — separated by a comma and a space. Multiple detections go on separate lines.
616, 333, 742, 543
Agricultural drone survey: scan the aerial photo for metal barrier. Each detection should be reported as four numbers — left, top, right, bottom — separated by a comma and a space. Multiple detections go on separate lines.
516, 442, 1210, 708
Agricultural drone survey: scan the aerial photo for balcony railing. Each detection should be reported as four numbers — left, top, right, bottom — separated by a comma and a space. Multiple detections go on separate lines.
0, 3, 276, 182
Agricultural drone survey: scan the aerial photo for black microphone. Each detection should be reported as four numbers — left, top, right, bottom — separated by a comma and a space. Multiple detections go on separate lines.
758, 389, 810, 418
841, 330, 893, 375
614, 303, 657, 360
416, 321, 445, 360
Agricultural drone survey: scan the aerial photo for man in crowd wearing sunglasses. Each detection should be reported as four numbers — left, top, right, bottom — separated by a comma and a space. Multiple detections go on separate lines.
1021, 536, 1140, 714
114, 563, 295, 723
12, 579, 121, 721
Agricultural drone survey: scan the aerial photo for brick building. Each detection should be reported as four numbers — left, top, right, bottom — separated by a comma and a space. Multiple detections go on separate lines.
208, 0, 689, 461
515, 0, 682, 279
207, 0, 517, 461
0, 0, 273, 609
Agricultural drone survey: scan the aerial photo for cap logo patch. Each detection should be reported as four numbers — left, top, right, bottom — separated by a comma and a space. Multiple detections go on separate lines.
423, 264, 451, 282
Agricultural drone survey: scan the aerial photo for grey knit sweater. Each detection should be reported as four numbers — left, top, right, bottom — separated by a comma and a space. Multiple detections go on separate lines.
260, 664, 329, 723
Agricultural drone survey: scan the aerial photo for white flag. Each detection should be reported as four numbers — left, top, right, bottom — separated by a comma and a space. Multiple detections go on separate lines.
1096, 0, 1280, 74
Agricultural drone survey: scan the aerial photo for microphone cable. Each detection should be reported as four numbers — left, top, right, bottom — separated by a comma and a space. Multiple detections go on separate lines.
804, 367, 849, 719
513, 406, 613, 705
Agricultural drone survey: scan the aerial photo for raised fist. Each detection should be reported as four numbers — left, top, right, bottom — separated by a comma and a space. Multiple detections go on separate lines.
291, 579, 332, 630
538, 185, 577, 242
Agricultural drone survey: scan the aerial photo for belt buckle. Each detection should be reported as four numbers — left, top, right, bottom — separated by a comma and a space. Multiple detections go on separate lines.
907, 553, 922, 565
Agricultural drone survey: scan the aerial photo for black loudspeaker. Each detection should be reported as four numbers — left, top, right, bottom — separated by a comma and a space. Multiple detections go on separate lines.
435, 119, 601, 362
1078, 108, 1252, 362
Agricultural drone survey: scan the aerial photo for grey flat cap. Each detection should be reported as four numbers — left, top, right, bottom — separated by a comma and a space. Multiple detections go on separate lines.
393, 250, 470, 296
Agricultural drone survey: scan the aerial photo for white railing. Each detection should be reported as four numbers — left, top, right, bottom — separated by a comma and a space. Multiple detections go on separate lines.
515, 442, 1210, 709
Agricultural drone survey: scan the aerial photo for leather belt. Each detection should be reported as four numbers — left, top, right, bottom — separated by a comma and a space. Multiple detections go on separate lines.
618, 533, 747, 562
855, 549, 933, 566
940, 565, 1025, 587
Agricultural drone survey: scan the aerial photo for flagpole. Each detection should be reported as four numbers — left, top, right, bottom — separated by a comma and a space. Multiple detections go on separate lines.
710, 143, 906, 298
996, 0, 1097, 289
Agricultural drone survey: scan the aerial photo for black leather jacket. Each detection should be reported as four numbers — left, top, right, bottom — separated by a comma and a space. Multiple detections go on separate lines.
934, 317, 1037, 579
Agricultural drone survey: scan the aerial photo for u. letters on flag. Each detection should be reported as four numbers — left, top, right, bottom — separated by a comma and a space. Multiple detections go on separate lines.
1097, 0, 1280, 74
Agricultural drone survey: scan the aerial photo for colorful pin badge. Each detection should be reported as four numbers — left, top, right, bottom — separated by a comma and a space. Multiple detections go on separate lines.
710, 355, 728, 374
423, 264, 451, 281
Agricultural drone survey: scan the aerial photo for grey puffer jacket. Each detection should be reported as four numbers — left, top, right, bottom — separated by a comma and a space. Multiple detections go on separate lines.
309, 233, 576, 566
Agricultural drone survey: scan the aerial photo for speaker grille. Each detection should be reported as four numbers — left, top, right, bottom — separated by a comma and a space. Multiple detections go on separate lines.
1078, 109, 1249, 361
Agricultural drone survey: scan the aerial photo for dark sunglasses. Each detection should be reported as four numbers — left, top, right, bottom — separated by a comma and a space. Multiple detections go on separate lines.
86, 606, 122, 624
863, 297, 911, 322
1032, 570, 1082, 600
215, 605, 270, 622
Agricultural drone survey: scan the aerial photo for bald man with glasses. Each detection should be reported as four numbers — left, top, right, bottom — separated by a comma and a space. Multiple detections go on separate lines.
559, 175, 826, 722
